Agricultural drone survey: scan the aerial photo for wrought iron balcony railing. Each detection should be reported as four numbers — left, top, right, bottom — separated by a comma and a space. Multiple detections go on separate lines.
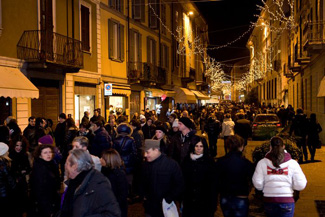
303, 21, 325, 53
17, 30, 83, 70
128, 62, 160, 84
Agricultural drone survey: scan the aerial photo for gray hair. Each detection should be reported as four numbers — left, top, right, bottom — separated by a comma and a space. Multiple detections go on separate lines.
68, 149, 94, 172
72, 136, 89, 148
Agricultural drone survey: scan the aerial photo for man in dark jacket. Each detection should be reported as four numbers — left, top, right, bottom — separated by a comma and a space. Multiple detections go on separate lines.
141, 139, 184, 217
234, 113, 251, 147
169, 117, 202, 164
81, 111, 90, 127
290, 108, 308, 162
204, 115, 221, 157
59, 149, 121, 217
91, 121, 111, 157
23, 116, 36, 151
54, 113, 67, 180
90, 108, 106, 126
142, 118, 156, 140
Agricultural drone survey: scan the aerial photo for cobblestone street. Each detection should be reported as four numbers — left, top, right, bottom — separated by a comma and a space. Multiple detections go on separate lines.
128, 138, 325, 217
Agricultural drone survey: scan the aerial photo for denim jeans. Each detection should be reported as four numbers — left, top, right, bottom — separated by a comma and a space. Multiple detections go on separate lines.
264, 202, 295, 217
220, 196, 249, 217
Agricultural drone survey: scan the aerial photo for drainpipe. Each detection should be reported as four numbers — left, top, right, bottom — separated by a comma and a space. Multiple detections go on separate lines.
127, 0, 130, 76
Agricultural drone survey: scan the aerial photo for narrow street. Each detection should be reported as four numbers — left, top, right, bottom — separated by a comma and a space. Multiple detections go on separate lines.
128, 138, 325, 217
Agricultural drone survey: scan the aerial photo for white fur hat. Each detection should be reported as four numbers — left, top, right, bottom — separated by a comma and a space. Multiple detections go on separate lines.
172, 119, 179, 128
140, 114, 146, 120
0, 142, 9, 156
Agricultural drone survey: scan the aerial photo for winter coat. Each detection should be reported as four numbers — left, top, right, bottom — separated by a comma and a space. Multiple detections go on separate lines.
113, 134, 137, 174
307, 120, 322, 145
131, 129, 144, 162
204, 117, 221, 136
169, 130, 202, 164
101, 167, 128, 217
181, 155, 217, 217
216, 152, 254, 197
54, 122, 66, 151
252, 152, 307, 202
0, 158, 15, 198
91, 127, 111, 157
142, 123, 156, 140
290, 114, 308, 138
221, 118, 235, 137
141, 154, 184, 217
234, 118, 251, 139
58, 169, 121, 217
90, 115, 106, 126
29, 158, 61, 217
63, 127, 78, 155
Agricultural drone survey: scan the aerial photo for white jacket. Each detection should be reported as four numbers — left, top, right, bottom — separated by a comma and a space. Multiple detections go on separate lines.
221, 118, 235, 137
252, 154, 307, 198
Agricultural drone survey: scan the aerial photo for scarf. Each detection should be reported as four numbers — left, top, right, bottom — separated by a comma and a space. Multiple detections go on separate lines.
60, 170, 90, 217
190, 153, 203, 160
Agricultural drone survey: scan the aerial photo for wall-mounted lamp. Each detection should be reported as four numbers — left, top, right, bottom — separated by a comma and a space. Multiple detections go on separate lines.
188, 11, 194, 16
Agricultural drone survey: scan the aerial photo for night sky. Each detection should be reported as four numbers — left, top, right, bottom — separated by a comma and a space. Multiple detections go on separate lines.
195, 0, 263, 70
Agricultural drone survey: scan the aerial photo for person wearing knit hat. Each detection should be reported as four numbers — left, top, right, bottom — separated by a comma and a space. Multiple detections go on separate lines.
153, 125, 170, 155
38, 134, 54, 145
0, 142, 9, 156
179, 117, 195, 130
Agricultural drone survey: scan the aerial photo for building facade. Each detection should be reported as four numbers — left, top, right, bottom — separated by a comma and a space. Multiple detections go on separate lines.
247, 0, 325, 142
0, 0, 209, 129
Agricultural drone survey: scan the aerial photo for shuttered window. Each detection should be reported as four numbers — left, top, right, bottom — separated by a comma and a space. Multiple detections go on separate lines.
108, 19, 124, 62
161, 4, 166, 35
148, 0, 158, 29
160, 43, 168, 69
81, 5, 90, 52
147, 37, 156, 65
129, 30, 142, 69
132, 0, 145, 22
109, 0, 124, 14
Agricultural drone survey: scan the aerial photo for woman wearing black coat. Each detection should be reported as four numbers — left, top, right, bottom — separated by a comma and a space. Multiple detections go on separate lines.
307, 113, 322, 161
181, 137, 217, 217
29, 144, 61, 217
216, 135, 254, 217
9, 136, 31, 217
101, 149, 128, 217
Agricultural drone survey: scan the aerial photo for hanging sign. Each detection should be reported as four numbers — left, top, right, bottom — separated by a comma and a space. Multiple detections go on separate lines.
104, 83, 113, 96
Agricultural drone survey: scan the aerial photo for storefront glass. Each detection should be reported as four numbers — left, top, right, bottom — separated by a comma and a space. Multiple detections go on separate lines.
146, 98, 156, 111
75, 95, 95, 127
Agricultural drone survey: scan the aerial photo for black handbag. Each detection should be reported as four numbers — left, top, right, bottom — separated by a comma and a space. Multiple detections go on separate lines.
316, 140, 322, 149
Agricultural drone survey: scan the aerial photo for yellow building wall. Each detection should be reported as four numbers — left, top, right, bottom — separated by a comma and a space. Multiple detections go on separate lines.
0, 0, 37, 58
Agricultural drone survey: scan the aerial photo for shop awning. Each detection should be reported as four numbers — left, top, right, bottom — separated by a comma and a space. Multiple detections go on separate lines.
113, 84, 131, 96
206, 98, 219, 104
191, 90, 210, 100
164, 90, 176, 98
317, 77, 325, 97
174, 87, 197, 104
0, 66, 39, 98
145, 88, 165, 97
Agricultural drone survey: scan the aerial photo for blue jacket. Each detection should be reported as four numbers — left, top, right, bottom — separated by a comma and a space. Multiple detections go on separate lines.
91, 127, 111, 157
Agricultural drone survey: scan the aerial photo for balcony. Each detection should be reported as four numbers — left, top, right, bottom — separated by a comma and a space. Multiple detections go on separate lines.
283, 65, 294, 78
288, 55, 301, 73
17, 30, 83, 72
181, 67, 196, 83
128, 62, 161, 85
303, 21, 325, 54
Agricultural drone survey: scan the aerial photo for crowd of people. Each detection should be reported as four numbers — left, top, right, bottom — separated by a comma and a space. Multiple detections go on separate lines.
0, 101, 321, 217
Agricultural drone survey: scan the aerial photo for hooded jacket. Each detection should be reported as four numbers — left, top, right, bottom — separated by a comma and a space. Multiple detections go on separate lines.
252, 152, 307, 203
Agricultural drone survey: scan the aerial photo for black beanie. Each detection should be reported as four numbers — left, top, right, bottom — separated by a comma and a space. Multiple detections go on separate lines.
179, 117, 194, 130
155, 125, 167, 134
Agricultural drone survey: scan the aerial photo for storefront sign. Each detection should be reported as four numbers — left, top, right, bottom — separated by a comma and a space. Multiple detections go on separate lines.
104, 83, 113, 96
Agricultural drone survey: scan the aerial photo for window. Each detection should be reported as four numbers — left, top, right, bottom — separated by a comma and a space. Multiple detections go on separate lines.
132, 0, 145, 22
129, 29, 142, 65
108, 19, 124, 62
81, 4, 90, 52
161, 4, 166, 35
148, 0, 158, 29
147, 37, 156, 65
109, 0, 124, 13
160, 43, 168, 69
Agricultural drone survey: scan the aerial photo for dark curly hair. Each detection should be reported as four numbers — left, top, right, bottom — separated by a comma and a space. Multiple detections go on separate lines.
10, 135, 29, 153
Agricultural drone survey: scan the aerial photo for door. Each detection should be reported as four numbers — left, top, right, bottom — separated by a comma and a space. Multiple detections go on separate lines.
32, 84, 60, 129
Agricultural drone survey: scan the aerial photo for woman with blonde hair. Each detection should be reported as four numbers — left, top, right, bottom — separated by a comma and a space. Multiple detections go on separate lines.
101, 148, 128, 217
152, 125, 171, 155
253, 136, 307, 217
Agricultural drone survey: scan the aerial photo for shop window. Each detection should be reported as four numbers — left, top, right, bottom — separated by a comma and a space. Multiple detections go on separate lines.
74, 95, 95, 127
109, 0, 124, 14
108, 19, 124, 62
147, 37, 156, 65
80, 3, 91, 52
146, 98, 156, 111
132, 0, 145, 22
